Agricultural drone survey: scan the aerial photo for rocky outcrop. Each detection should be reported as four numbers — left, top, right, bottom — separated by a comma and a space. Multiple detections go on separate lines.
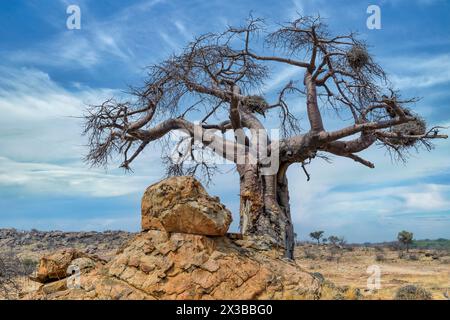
25, 229, 348, 300
141, 176, 232, 236
23, 176, 351, 300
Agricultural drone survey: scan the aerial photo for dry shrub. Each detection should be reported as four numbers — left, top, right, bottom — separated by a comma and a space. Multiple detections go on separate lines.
375, 253, 385, 262
440, 257, 450, 264
303, 248, 317, 260
408, 254, 419, 261
394, 285, 432, 300
398, 251, 406, 259
311, 272, 325, 284
374, 246, 384, 252
0, 252, 22, 299
0, 252, 38, 299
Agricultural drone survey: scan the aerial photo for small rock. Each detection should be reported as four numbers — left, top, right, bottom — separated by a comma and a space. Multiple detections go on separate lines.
41, 279, 68, 295
33, 249, 87, 283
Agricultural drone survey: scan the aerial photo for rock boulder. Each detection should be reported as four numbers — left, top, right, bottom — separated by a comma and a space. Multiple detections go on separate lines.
32, 249, 101, 283
33, 249, 86, 283
141, 176, 232, 236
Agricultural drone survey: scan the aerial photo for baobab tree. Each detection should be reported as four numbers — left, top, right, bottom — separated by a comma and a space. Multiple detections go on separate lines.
83, 16, 447, 259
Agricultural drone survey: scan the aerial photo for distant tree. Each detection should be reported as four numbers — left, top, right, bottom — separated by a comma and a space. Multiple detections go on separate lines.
397, 230, 414, 252
294, 232, 301, 246
326, 235, 345, 247
328, 235, 340, 247
338, 236, 347, 247
322, 238, 328, 245
309, 231, 324, 245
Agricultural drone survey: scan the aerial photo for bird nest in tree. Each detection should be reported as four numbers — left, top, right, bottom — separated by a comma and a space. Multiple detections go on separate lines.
388, 116, 427, 147
346, 45, 369, 70
243, 95, 269, 115
244, 95, 269, 109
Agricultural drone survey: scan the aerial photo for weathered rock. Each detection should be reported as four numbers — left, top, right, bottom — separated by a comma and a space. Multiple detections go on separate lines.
41, 279, 68, 295
33, 249, 85, 283
141, 176, 232, 236
31, 249, 101, 283
24, 230, 349, 300
69, 257, 96, 273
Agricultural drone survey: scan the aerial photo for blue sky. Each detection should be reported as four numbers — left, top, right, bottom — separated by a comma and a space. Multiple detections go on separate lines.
0, 0, 449, 242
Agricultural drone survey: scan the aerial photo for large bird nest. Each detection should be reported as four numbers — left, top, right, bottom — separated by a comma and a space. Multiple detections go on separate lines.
244, 95, 269, 109
346, 45, 369, 70
387, 115, 427, 147
243, 95, 269, 115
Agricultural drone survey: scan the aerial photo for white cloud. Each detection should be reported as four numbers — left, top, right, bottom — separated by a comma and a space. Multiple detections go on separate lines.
159, 31, 181, 51
291, 0, 305, 17
0, 157, 151, 198
287, 135, 450, 230
261, 66, 301, 94
401, 184, 450, 210
174, 20, 192, 40
0, 67, 116, 161
0, 67, 161, 197
289, 0, 330, 18
5, 0, 167, 70
381, 0, 446, 6
387, 54, 450, 89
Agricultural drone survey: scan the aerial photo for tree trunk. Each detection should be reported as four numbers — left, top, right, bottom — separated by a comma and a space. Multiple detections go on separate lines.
238, 163, 295, 259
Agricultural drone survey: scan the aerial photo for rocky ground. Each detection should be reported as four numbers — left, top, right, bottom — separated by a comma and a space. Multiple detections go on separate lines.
0, 228, 136, 261
20, 230, 349, 300
0, 229, 448, 300
0, 228, 136, 299
1, 176, 448, 300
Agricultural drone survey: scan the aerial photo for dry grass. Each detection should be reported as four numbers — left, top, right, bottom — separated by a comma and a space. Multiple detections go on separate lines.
295, 244, 450, 300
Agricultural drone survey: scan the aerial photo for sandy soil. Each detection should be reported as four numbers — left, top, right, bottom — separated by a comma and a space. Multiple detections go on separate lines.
294, 244, 449, 300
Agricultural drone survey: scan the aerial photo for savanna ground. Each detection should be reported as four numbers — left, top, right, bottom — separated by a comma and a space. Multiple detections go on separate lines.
0, 229, 448, 300
294, 243, 450, 300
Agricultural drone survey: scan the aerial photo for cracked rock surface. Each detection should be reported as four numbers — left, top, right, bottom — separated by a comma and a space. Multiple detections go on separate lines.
25, 230, 345, 300
141, 176, 232, 236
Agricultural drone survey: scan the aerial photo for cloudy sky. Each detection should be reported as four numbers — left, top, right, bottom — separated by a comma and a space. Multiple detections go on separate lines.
0, 0, 449, 242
